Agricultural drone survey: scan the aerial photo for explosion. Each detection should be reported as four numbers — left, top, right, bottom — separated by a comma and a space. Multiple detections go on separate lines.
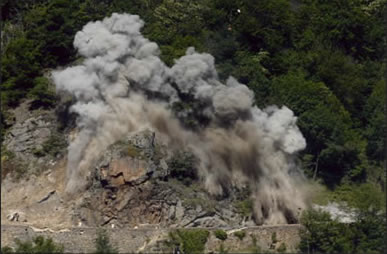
53, 13, 307, 225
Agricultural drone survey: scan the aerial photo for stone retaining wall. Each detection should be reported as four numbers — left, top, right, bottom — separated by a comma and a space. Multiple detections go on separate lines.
1, 224, 302, 253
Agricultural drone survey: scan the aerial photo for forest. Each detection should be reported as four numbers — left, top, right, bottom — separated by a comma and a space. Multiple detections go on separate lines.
1, 0, 386, 253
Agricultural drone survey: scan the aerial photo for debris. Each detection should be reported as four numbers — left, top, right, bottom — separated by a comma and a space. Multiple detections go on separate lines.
38, 190, 56, 203
7, 212, 19, 222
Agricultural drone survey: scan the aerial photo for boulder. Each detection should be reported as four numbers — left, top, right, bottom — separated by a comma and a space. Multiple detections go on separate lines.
100, 157, 153, 187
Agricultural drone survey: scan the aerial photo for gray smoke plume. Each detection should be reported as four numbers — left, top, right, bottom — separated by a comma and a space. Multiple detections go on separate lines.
52, 13, 308, 225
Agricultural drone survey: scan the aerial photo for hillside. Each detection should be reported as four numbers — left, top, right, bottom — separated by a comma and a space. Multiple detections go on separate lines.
1, 0, 386, 253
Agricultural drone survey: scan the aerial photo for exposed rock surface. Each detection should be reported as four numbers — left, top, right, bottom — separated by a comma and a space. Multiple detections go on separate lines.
4, 101, 56, 157
2, 100, 258, 231
2, 100, 67, 180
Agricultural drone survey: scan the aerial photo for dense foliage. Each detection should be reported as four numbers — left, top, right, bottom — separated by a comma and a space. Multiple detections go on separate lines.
167, 150, 198, 185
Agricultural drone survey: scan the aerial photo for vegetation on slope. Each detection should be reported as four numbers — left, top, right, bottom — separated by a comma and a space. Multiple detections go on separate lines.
1, 0, 385, 188
1, 236, 64, 254
299, 182, 386, 253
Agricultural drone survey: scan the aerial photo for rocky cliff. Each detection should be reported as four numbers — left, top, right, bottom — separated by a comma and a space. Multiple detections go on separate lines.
2, 99, 259, 230
1, 98, 304, 253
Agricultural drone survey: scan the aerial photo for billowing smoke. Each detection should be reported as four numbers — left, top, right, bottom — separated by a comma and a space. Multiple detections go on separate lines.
52, 13, 307, 225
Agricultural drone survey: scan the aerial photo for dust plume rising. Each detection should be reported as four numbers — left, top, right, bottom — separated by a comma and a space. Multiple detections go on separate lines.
52, 13, 308, 225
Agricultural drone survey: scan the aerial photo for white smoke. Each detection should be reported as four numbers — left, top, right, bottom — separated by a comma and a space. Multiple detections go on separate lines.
52, 13, 308, 225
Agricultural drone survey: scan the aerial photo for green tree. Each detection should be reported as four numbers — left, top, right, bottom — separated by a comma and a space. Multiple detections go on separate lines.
1, 36, 41, 106
270, 71, 367, 185
28, 76, 57, 108
214, 229, 227, 241
167, 151, 198, 185
294, 0, 386, 60
315, 50, 369, 115
230, 50, 270, 106
299, 209, 355, 254
363, 80, 385, 162
233, 0, 295, 52
168, 229, 209, 254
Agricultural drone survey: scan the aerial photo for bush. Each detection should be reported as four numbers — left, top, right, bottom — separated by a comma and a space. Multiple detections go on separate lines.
40, 132, 67, 157
2, 236, 64, 253
94, 228, 117, 254
271, 232, 277, 244
168, 229, 209, 254
234, 230, 246, 240
235, 198, 253, 217
28, 76, 57, 108
1, 148, 28, 180
214, 229, 227, 241
167, 151, 197, 185
277, 242, 287, 253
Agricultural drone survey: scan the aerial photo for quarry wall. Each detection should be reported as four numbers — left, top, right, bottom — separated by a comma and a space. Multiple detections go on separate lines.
1, 224, 302, 253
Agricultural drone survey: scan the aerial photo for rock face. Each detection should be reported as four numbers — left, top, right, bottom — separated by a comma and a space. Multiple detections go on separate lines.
72, 129, 256, 229
94, 130, 165, 188
2, 101, 258, 230
2, 100, 67, 180
6, 114, 53, 156
101, 157, 151, 186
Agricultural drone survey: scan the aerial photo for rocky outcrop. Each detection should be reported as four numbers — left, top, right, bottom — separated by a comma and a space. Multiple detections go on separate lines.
2, 102, 258, 231
6, 115, 53, 156
2, 100, 67, 180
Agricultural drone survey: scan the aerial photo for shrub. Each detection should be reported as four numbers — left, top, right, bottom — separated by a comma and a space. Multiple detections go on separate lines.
168, 229, 209, 254
167, 151, 197, 185
40, 132, 67, 157
234, 230, 246, 240
2, 236, 64, 253
235, 198, 253, 217
182, 197, 216, 213
1, 246, 14, 254
277, 242, 287, 253
214, 229, 227, 241
1, 148, 28, 180
28, 76, 57, 108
